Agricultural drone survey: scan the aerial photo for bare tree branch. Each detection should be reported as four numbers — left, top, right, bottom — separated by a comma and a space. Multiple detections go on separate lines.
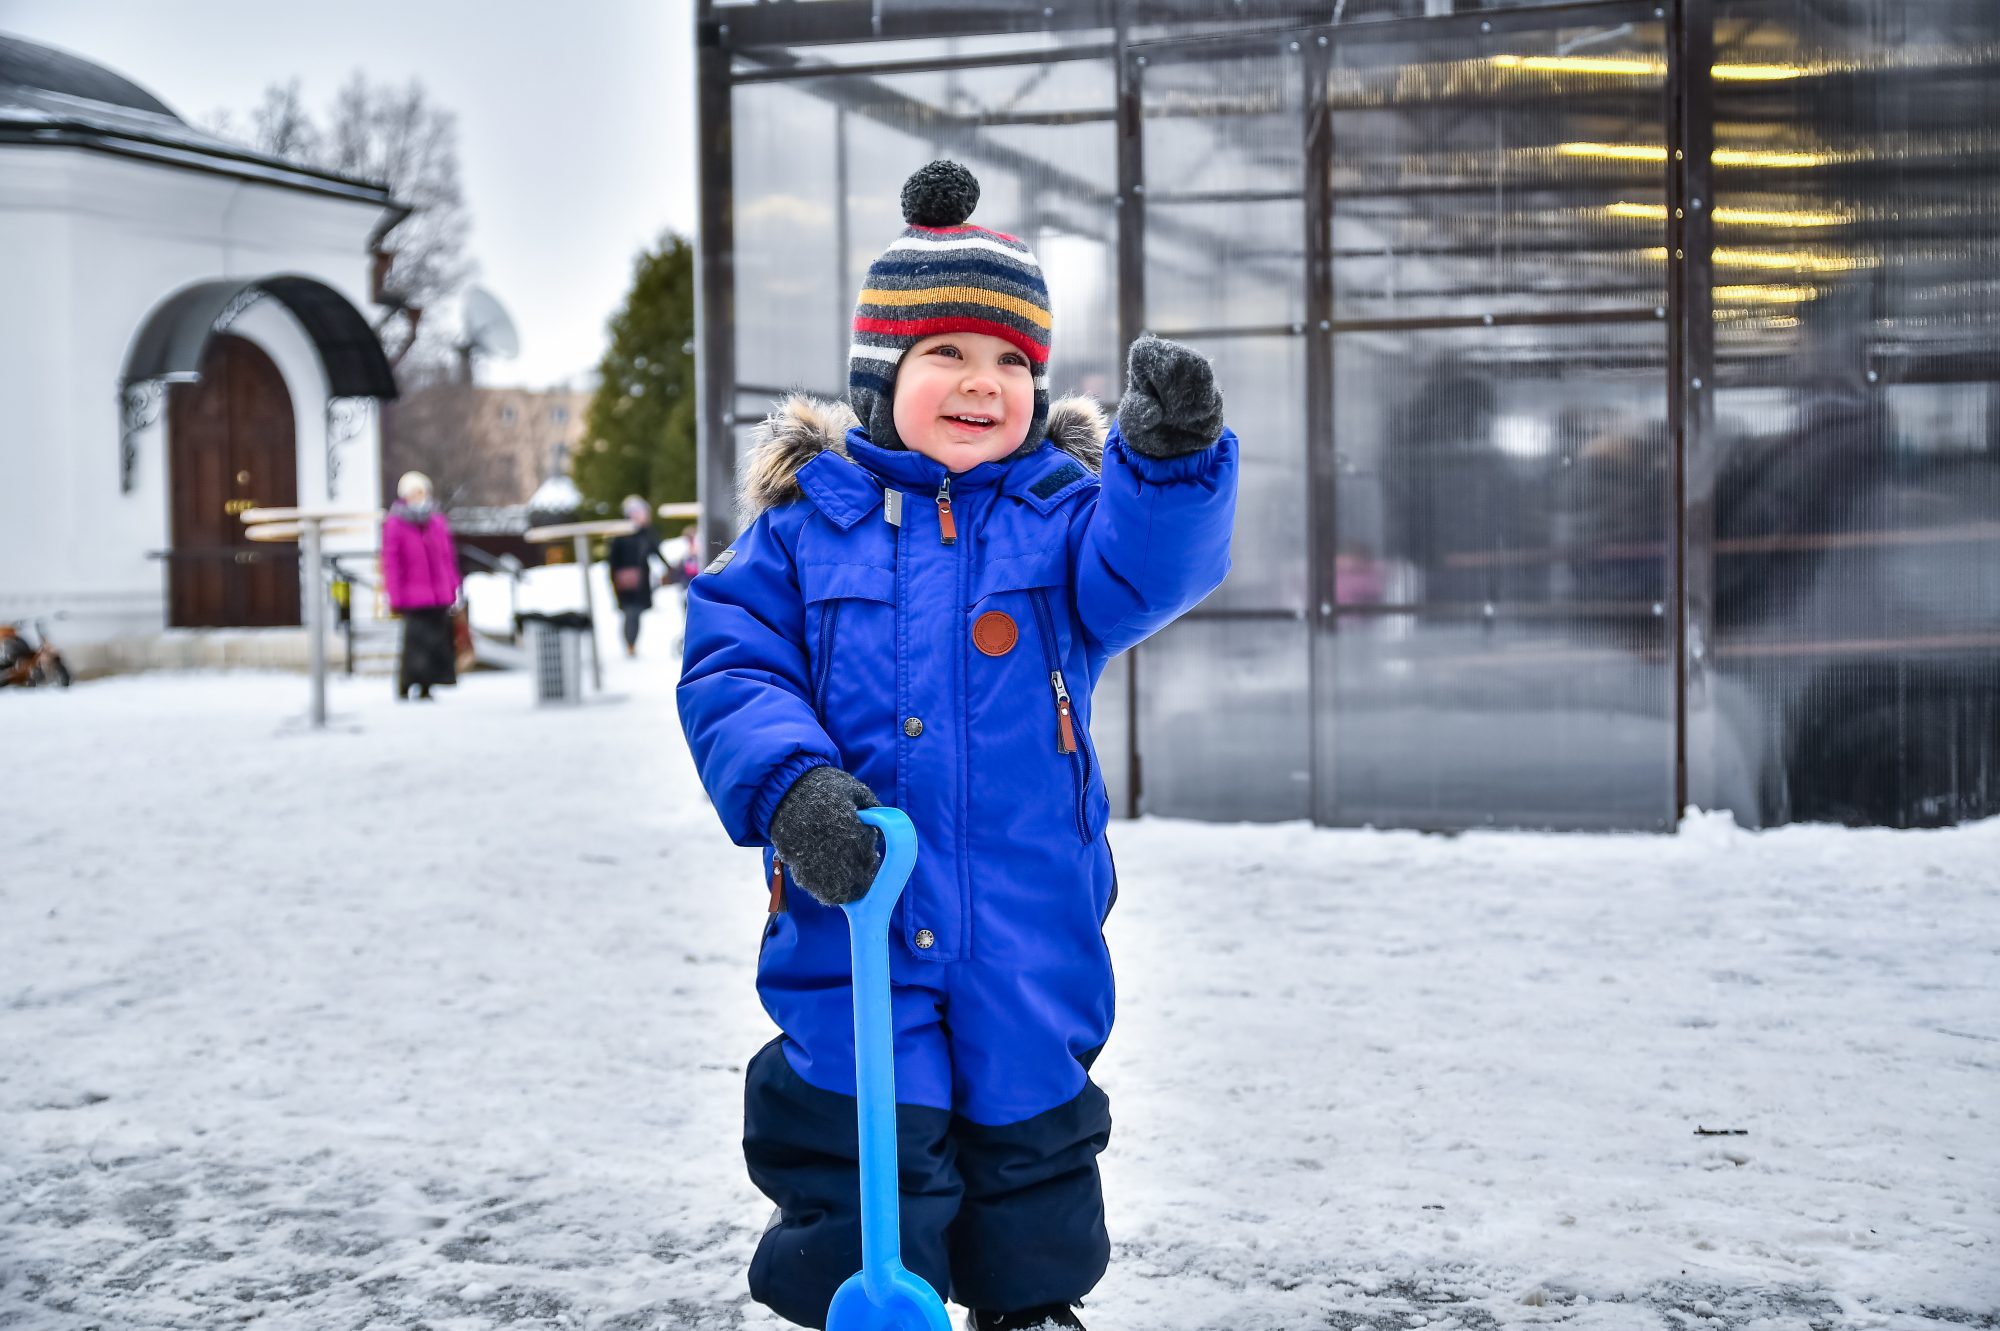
210, 73, 474, 336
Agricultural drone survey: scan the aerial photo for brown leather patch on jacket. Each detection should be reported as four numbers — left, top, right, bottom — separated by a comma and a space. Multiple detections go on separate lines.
973, 610, 1018, 657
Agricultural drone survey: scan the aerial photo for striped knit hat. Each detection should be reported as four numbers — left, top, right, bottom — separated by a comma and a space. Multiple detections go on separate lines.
849, 161, 1052, 454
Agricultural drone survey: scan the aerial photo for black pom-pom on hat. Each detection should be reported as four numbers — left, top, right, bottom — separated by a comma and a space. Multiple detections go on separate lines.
900, 160, 980, 228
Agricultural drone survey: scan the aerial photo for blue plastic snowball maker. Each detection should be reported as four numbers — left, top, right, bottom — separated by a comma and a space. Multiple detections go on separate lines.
825, 807, 954, 1331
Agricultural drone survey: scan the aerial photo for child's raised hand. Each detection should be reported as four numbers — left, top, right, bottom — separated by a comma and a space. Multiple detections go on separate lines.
1116, 334, 1226, 459
767, 765, 885, 906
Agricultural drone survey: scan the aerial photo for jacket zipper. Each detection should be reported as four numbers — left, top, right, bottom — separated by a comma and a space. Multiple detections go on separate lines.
768, 855, 786, 913
935, 476, 956, 544
813, 600, 840, 715
1029, 588, 1092, 842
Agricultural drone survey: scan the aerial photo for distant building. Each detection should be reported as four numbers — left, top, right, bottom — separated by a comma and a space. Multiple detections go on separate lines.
476, 386, 594, 506
381, 382, 592, 511
0, 33, 406, 670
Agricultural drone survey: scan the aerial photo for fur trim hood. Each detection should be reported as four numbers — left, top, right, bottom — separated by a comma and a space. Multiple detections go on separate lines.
739, 394, 1108, 523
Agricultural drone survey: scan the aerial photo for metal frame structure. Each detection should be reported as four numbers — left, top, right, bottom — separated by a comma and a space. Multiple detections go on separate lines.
696, 0, 2000, 832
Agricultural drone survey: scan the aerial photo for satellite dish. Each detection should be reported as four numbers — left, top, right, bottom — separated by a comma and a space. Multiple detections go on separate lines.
461, 285, 520, 360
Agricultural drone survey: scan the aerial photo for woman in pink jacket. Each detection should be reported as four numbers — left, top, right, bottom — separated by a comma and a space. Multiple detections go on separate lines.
380, 470, 462, 700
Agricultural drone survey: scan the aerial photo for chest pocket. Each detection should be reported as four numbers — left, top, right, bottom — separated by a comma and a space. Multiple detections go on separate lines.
971, 540, 1068, 606
969, 540, 1109, 843
801, 561, 895, 719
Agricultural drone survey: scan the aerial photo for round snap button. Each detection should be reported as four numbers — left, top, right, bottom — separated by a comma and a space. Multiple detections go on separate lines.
904, 717, 924, 737
914, 929, 935, 950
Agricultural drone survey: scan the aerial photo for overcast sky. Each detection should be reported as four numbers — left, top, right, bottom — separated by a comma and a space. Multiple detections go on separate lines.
0, 0, 698, 389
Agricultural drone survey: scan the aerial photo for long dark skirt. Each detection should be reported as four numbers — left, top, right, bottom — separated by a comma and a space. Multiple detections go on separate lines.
398, 606, 457, 695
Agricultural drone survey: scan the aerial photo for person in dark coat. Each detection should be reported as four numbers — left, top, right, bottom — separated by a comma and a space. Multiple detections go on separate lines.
607, 495, 666, 657
380, 470, 461, 700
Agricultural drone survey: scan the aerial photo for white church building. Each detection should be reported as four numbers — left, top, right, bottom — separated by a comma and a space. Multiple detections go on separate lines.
0, 33, 406, 673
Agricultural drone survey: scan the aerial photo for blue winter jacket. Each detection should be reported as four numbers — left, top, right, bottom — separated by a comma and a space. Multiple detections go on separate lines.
678, 393, 1237, 1123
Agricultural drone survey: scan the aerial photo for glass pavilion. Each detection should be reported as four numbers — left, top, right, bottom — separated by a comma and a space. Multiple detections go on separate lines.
695, 0, 2000, 831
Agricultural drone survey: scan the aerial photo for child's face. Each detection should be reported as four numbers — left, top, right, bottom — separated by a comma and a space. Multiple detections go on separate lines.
890, 332, 1035, 473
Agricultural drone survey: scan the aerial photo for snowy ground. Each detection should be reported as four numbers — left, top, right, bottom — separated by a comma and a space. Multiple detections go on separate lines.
3, 601, 1996, 1331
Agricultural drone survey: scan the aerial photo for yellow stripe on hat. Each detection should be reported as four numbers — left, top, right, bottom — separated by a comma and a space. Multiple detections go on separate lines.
857, 285, 1052, 330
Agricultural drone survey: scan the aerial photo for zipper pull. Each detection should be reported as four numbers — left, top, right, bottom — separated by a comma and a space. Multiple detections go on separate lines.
1049, 670, 1077, 754
936, 476, 957, 545
768, 856, 787, 913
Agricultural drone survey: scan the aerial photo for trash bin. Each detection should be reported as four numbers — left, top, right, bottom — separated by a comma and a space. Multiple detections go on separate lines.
519, 611, 591, 706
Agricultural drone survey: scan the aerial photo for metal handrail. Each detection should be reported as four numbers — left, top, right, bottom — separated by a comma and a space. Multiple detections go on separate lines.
458, 545, 525, 580
142, 545, 520, 670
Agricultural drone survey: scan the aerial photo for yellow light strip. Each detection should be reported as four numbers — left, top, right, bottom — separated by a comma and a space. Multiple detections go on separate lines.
1561, 143, 1845, 169
1485, 54, 1811, 80
1491, 54, 1666, 77
1640, 247, 1875, 274
1716, 247, 1873, 273
1715, 204, 1853, 227
1716, 283, 1821, 303
1606, 201, 1854, 228
1715, 309, 1804, 328
1711, 62, 1810, 81
1559, 142, 1669, 163
1713, 147, 1842, 168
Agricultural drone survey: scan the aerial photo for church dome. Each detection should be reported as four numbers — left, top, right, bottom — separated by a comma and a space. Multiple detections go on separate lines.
0, 31, 396, 206
0, 33, 181, 121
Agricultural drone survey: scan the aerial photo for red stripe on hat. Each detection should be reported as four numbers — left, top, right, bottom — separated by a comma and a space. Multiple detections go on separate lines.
906, 223, 1026, 245
853, 315, 1049, 365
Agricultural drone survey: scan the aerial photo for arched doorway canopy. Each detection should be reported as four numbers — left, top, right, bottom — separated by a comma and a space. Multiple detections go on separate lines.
119, 275, 398, 493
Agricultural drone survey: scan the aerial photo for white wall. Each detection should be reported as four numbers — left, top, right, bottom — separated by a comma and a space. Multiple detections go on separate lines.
0, 145, 395, 644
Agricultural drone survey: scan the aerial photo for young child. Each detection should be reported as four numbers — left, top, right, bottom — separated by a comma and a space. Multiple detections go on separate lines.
678, 160, 1238, 1330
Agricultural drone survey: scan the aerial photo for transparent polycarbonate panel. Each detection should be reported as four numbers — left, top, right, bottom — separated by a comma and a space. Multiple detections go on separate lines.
1199, 336, 1308, 614
1146, 200, 1306, 333
1137, 615, 1312, 822
1140, 41, 1302, 193
1707, 0, 2000, 827
826, 60, 1122, 407
1331, 321, 1671, 612
1037, 227, 1121, 402
1141, 42, 1304, 334
1327, 15, 1668, 323
735, 387, 785, 421
732, 32, 1114, 76
1319, 612, 1674, 829
731, 424, 762, 475
722, 425, 765, 542
1088, 650, 1132, 818
1712, 650, 2000, 829
732, 81, 847, 400
722, 0, 1646, 54
1124, 0, 1638, 39
841, 57, 1118, 147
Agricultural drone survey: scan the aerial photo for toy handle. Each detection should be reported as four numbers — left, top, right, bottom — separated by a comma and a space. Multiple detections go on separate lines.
842, 807, 919, 1295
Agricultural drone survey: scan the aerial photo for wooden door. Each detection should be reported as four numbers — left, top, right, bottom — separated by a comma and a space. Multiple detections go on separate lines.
167, 335, 300, 627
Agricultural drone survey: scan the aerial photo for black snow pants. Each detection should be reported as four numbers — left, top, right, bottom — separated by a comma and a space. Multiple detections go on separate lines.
741, 1037, 1112, 1327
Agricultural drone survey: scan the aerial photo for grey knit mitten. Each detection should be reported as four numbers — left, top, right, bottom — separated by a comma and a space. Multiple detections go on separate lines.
1116, 334, 1225, 459
768, 765, 883, 906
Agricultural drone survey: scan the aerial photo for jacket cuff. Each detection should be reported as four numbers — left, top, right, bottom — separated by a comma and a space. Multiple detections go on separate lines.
751, 751, 835, 844
1108, 424, 1237, 485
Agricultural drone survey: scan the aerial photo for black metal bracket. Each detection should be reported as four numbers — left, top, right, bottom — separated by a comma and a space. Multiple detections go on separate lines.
119, 379, 165, 494
324, 397, 371, 500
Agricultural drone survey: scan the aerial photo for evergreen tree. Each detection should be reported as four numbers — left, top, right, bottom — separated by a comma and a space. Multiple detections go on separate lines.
573, 233, 698, 518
